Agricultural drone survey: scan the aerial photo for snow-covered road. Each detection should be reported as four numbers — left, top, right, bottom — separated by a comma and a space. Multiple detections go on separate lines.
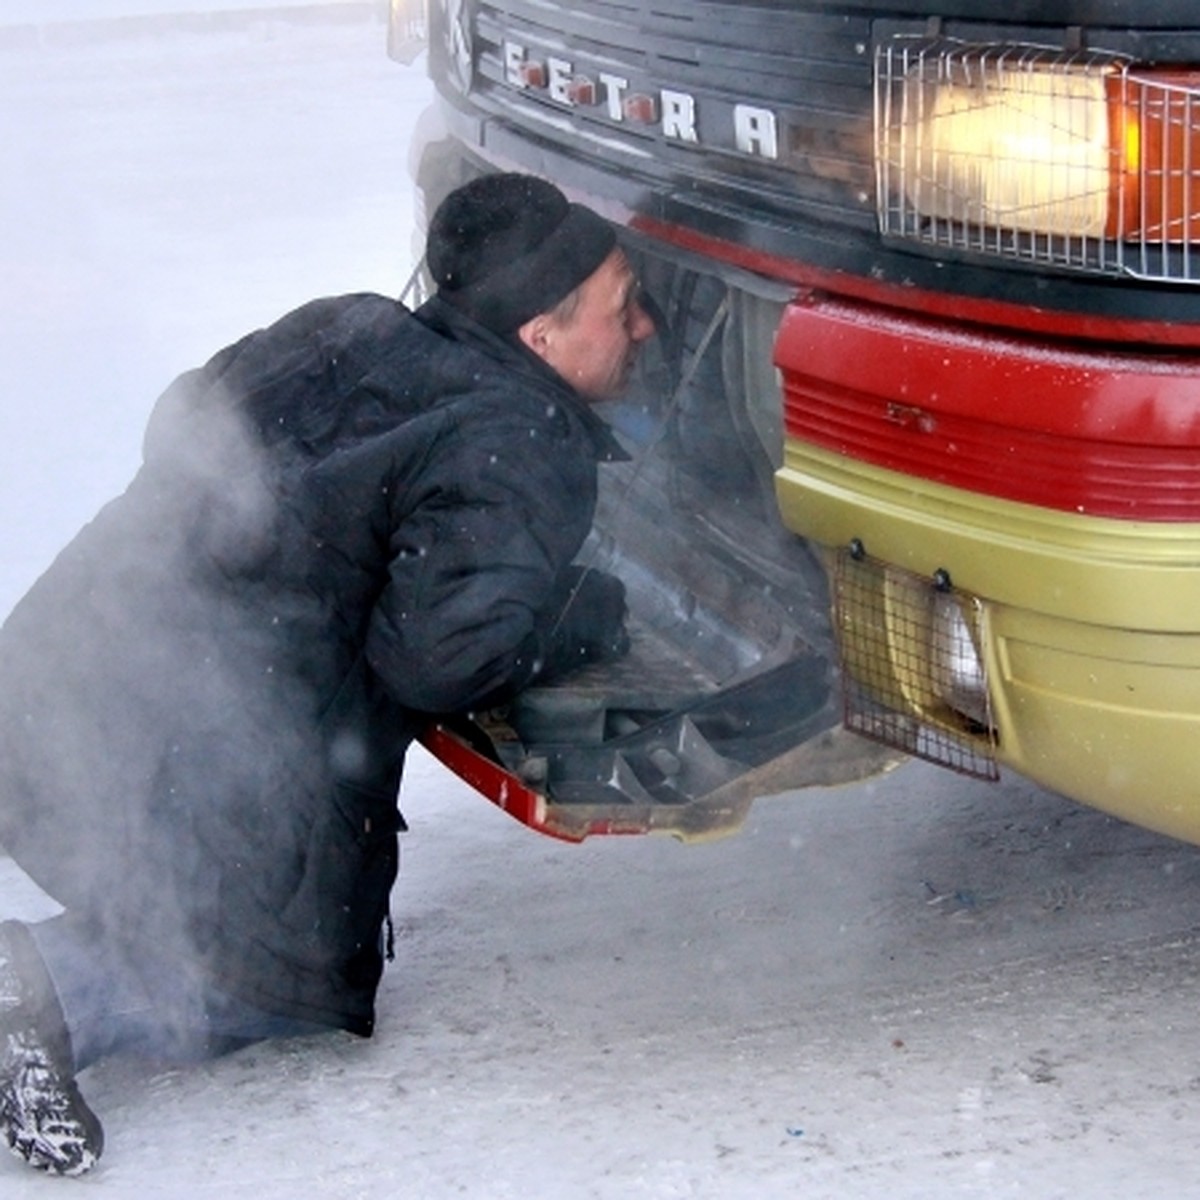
3, 11, 1200, 1198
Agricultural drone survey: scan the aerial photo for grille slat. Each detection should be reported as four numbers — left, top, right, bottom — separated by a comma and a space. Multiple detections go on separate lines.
783, 382, 1200, 519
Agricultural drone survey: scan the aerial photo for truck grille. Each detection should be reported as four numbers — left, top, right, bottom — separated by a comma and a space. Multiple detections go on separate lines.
425, 3, 1200, 310
449, 0, 877, 233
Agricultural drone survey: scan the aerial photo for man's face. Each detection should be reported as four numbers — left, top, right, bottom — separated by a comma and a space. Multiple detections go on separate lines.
522, 249, 656, 401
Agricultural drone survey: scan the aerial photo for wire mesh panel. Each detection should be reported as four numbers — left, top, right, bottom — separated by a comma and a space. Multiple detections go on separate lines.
1125, 75, 1200, 279
832, 547, 999, 780
875, 36, 1200, 284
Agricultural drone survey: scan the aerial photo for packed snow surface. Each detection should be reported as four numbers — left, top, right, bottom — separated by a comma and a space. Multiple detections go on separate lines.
4, 8, 1200, 1198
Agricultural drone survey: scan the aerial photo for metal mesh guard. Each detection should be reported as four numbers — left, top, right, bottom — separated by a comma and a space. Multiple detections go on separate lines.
833, 547, 999, 781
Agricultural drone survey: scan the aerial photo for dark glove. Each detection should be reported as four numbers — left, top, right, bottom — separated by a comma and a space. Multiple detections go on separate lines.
538, 566, 631, 682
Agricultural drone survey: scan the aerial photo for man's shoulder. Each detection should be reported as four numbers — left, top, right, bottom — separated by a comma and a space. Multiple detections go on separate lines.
144, 294, 436, 458
216, 292, 445, 401
273, 291, 419, 344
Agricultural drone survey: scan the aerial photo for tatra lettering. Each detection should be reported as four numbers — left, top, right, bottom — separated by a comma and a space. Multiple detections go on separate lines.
503, 39, 526, 87
599, 72, 628, 121
734, 104, 779, 160
661, 90, 698, 143
501, 40, 782, 162
547, 56, 573, 104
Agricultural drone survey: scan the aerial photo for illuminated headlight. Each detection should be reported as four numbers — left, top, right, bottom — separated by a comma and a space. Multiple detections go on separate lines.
897, 67, 1110, 237
876, 38, 1200, 275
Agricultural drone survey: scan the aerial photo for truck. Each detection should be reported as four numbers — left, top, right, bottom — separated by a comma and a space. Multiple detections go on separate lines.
388, 0, 1200, 846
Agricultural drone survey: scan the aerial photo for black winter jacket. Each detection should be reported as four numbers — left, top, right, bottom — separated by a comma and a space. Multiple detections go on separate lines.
0, 293, 624, 1034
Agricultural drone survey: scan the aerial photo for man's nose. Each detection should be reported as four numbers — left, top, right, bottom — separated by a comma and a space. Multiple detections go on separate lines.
629, 296, 659, 342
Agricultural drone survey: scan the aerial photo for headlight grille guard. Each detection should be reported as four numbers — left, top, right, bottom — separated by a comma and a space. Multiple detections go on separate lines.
875, 35, 1200, 285
832, 545, 1000, 782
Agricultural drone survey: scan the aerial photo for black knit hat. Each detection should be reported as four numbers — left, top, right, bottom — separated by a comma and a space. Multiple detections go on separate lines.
426, 173, 617, 333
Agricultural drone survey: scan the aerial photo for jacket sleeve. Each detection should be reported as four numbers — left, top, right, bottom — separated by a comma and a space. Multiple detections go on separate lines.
363, 400, 599, 713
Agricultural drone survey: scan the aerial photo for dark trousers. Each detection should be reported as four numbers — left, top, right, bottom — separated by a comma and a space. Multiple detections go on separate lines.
29, 914, 327, 1072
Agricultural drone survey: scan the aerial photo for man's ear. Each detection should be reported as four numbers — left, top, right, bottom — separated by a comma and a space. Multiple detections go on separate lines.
516, 312, 553, 362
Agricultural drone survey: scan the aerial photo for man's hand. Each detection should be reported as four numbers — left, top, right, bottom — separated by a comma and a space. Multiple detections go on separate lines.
539, 566, 631, 681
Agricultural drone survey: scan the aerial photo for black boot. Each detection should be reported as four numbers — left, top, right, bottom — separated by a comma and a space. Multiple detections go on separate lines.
0, 920, 104, 1175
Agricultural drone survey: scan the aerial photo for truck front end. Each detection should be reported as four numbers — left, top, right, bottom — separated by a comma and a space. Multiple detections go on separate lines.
778, 21, 1200, 841
395, 0, 1200, 844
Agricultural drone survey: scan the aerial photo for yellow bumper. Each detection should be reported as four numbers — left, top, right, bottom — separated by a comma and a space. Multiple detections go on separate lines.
778, 441, 1200, 844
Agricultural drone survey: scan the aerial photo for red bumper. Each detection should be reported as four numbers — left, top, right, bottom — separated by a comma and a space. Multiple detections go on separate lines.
774, 295, 1200, 522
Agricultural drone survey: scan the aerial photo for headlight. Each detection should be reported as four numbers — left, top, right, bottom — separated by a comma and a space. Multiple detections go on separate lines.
832, 548, 998, 780
875, 38, 1200, 280
387, 0, 428, 65
896, 65, 1110, 238
928, 588, 991, 732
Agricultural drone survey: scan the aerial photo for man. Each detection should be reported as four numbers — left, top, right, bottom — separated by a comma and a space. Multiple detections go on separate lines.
0, 172, 656, 1175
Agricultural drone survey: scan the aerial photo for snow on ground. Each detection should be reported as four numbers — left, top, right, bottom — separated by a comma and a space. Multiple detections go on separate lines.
4, 9, 1200, 1198
0, 0, 376, 30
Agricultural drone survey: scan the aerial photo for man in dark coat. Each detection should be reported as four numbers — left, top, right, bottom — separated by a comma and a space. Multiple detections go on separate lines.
0, 173, 655, 1175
